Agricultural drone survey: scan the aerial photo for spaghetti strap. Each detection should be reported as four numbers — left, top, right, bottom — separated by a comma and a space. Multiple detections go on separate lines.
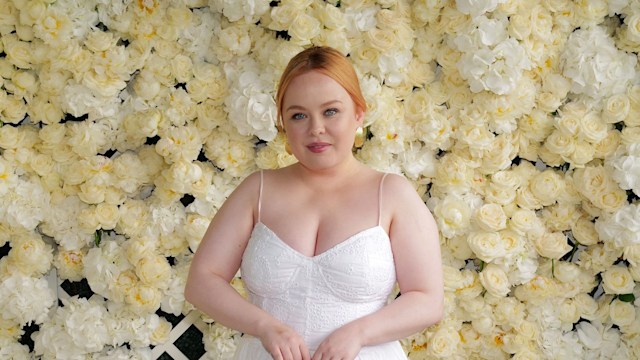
378, 173, 389, 226
257, 170, 264, 223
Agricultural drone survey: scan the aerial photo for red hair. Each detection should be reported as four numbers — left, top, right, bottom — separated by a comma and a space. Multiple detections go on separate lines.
275, 46, 367, 128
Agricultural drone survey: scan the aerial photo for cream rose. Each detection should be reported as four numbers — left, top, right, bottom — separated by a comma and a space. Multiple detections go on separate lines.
609, 299, 635, 327
474, 203, 507, 232
135, 254, 172, 289
602, 93, 630, 124
509, 208, 540, 235
54, 249, 85, 282
544, 130, 576, 157
428, 325, 461, 358
94, 203, 119, 230
529, 169, 565, 207
571, 216, 600, 246
7, 232, 53, 277
433, 195, 472, 238
533, 232, 571, 259
578, 112, 608, 143
479, 263, 511, 297
288, 13, 321, 45
126, 284, 162, 313
602, 265, 635, 295
467, 231, 508, 262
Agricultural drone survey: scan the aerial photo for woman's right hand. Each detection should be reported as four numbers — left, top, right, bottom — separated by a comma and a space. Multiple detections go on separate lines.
259, 322, 311, 360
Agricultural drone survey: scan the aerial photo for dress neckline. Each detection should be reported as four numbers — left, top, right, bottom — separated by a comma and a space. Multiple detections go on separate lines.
254, 222, 389, 260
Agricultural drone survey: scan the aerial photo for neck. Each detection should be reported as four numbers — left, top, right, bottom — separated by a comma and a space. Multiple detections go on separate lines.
292, 156, 363, 190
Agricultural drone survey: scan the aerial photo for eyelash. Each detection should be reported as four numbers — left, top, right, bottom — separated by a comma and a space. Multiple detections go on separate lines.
291, 108, 339, 120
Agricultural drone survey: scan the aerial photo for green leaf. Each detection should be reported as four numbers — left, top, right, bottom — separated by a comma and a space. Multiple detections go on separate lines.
618, 293, 635, 303
94, 230, 102, 246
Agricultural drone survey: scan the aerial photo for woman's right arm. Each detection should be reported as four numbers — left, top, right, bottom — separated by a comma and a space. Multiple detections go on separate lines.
184, 172, 310, 360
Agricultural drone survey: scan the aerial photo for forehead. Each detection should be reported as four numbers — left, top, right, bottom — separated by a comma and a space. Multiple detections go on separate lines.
283, 70, 351, 107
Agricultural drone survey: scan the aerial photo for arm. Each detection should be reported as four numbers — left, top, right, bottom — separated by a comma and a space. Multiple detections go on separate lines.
313, 174, 444, 359
184, 172, 310, 360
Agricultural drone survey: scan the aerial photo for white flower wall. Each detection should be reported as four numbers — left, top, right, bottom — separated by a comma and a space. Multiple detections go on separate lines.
1, 0, 640, 358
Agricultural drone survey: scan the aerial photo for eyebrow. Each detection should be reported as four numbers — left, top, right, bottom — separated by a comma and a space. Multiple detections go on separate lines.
285, 100, 343, 112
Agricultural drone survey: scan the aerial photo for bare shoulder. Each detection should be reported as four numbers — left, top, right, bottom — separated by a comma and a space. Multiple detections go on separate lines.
381, 173, 435, 226
382, 173, 425, 206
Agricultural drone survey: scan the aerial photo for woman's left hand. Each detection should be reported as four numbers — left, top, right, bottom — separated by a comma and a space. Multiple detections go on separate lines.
311, 324, 363, 360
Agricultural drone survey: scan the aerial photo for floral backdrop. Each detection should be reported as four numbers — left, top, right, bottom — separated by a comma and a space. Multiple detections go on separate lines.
1, 0, 640, 359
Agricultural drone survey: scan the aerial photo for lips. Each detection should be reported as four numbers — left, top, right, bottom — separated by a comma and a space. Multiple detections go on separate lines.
307, 142, 330, 153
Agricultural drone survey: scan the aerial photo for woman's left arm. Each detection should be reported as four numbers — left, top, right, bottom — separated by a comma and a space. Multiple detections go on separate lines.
312, 174, 444, 359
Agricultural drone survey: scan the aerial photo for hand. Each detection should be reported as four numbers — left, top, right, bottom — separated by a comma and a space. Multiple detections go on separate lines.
259, 322, 311, 360
311, 324, 363, 360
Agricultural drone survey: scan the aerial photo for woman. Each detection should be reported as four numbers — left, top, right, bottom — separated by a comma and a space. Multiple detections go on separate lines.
185, 46, 444, 360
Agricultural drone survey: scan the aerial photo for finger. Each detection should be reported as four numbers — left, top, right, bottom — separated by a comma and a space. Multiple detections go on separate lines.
271, 348, 283, 360
281, 346, 295, 360
300, 343, 311, 360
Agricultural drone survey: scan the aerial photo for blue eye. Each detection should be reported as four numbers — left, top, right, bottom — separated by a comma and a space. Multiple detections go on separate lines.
325, 108, 338, 116
292, 113, 306, 120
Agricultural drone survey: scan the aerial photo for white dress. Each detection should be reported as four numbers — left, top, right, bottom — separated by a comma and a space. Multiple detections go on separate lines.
233, 172, 407, 359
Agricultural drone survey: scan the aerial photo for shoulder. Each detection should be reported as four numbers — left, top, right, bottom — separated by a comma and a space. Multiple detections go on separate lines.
381, 172, 421, 199
381, 172, 432, 217
225, 170, 263, 204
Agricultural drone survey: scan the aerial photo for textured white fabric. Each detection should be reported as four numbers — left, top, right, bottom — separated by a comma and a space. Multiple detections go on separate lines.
233, 172, 406, 359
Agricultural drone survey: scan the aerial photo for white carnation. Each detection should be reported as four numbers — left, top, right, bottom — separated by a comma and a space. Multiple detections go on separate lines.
210, 0, 270, 23
223, 56, 277, 141
595, 203, 640, 248
608, 143, 640, 196
454, 15, 531, 95
0, 273, 55, 325
456, 0, 508, 17
560, 25, 637, 100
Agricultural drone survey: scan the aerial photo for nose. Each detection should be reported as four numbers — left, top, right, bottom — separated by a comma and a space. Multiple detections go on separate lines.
309, 117, 325, 136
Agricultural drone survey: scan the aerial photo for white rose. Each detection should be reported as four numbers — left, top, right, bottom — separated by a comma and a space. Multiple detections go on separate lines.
471, 316, 493, 335
479, 263, 511, 297
544, 130, 576, 157
474, 203, 507, 232
529, 169, 565, 207
609, 299, 635, 327
558, 300, 581, 328
447, 235, 474, 260
3, 34, 33, 69
467, 231, 508, 262
578, 112, 609, 143
573, 293, 598, 320
53, 249, 85, 282
433, 195, 472, 238
126, 284, 162, 313
428, 325, 461, 357
571, 216, 600, 246
602, 93, 630, 124
7, 232, 53, 277
135, 254, 172, 289
315, 3, 345, 30
533, 232, 571, 259
602, 265, 635, 295
288, 13, 321, 45
509, 208, 541, 236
